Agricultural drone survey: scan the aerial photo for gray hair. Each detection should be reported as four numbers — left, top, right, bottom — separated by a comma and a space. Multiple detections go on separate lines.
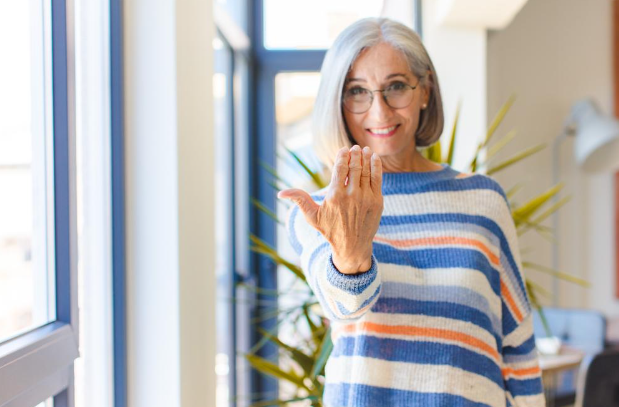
312, 17, 444, 169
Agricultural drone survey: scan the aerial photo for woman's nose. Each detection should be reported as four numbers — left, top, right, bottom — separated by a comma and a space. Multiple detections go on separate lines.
368, 92, 393, 121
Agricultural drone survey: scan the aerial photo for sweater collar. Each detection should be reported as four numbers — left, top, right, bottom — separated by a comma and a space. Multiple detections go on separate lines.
381, 163, 460, 191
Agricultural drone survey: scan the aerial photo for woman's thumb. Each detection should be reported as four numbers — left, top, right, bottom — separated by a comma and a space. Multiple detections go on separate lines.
277, 189, 319, 226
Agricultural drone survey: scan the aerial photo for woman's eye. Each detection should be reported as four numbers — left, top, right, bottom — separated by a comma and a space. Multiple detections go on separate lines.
348, 87, 366, 96
388, 82, 407, 91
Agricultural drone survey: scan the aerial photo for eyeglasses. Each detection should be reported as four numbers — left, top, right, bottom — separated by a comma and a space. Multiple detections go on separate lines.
342, 79, 421, 114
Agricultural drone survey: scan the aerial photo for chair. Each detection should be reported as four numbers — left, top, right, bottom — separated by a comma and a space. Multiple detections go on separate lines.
532, 308, 607, 406
574, 347, 619, 407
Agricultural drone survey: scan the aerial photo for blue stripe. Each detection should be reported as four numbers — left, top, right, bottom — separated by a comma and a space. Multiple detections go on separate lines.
287, 206, 304, 256
503, 351, 538, 364
324, 382, 494, 407
505, 377, 543, 397
331, 336, 504, 387
502, 301, 519, 337
503, 335, 536, 357
335, 285, 381, 316
381, 282, 501, 333
371, 298, 502, 347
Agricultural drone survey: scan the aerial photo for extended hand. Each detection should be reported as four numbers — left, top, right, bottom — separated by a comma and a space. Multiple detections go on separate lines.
278, 145, 383, 274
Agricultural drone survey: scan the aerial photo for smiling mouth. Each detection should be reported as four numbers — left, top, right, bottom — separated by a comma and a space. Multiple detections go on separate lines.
367, 124, 400, 138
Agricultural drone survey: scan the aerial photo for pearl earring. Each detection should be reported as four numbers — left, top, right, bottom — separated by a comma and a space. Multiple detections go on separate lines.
422, 104, 427, 109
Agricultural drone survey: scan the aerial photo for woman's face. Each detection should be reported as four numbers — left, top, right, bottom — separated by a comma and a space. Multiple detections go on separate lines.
342, 42, 430, 160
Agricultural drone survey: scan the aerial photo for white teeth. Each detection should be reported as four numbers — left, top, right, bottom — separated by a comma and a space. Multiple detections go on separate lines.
369, 125, 397, 134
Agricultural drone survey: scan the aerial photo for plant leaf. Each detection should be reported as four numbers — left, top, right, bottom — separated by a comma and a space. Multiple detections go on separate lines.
512, 183, 564, 225
249, 234, 307, 283
245, 354, 311, 392
251, 198, 283, 225
485, 129, 517, 161
249, 395, 320, 407
282, 145, 327, 189
311, 326, 333, 379
260, 159, 293, 189
446, 101, 461, 166
257, 328, 315, 377
522, 261, 590, 287
529, 196, 572, 225
483, 93, 516, 150
486, 143, 546, 176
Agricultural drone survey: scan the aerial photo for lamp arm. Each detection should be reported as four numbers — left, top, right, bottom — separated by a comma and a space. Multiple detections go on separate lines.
550, 127, 573, 307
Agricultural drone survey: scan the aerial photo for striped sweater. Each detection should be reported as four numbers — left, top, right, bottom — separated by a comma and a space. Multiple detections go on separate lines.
285, 163, 545, 407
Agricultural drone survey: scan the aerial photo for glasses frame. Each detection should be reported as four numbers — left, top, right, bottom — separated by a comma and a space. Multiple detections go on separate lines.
342, 77, 423, 114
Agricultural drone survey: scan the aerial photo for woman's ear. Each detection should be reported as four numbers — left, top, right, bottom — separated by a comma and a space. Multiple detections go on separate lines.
422, 71, 432, 106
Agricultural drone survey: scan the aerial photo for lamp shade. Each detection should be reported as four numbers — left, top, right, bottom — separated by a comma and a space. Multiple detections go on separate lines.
570, 99, 619, 172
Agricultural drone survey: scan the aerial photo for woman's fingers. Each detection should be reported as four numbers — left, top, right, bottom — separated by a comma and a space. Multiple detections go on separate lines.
360, 146, 371, 189
277, 188, 320, 228
331, 147, 349, 189
370, 152, 383, 194
347, 145, 363, 189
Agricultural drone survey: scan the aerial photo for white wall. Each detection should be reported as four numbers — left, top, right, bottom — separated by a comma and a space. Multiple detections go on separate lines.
486, 0, 619, 316
422, 0, 488, 170
124, 0, 216, 405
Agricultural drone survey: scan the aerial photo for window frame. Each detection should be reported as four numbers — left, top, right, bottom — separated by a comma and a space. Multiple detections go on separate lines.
110, 0, 127, 405
0, 0, 79, 406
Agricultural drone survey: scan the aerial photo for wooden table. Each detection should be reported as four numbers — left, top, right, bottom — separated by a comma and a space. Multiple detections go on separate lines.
538, 346, 585, 407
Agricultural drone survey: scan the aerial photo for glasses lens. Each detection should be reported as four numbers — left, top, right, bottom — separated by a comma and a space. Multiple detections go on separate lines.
343, 87, 372, 113
385, 84, 413, 109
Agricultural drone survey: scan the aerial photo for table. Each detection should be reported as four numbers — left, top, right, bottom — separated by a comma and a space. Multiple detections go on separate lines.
539, 346, 585, 407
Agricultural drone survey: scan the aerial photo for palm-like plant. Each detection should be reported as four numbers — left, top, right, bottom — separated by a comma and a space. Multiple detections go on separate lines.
243, 94, 589, 407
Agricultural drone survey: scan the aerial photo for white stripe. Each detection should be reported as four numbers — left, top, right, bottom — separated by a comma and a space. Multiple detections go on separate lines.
383, 189, 506, 221
380, 262, 502, 314
510, 393, 546, 406
326, 355, 507, 407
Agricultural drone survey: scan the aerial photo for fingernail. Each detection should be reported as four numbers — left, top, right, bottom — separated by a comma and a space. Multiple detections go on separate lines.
363, 146, 370, 153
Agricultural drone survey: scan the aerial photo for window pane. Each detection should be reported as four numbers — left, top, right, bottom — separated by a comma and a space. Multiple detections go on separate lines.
263, 0, 384, 50
0, 1, 56, 342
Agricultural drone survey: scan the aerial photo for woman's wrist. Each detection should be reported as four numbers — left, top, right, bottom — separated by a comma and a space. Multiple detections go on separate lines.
332, 251, 373, 275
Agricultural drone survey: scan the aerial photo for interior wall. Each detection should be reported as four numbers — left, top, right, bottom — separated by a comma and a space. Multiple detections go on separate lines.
486, 0, 618, 316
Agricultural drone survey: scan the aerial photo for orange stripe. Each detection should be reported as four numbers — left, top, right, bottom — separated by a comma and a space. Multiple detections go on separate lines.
502, 366, 541, 377
373, 235, 500, 266
500, 279, 523, 323
338, 322, 500, 362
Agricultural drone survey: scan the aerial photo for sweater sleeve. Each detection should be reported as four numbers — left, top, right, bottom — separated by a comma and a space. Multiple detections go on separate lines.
495, 194, 546, 406
284, 195, 382, 322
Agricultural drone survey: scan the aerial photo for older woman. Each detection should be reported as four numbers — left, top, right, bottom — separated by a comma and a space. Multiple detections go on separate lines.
278, 17, 544, 407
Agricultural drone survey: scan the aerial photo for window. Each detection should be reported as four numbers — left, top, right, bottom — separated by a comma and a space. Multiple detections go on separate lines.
0, 1, 79, 405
